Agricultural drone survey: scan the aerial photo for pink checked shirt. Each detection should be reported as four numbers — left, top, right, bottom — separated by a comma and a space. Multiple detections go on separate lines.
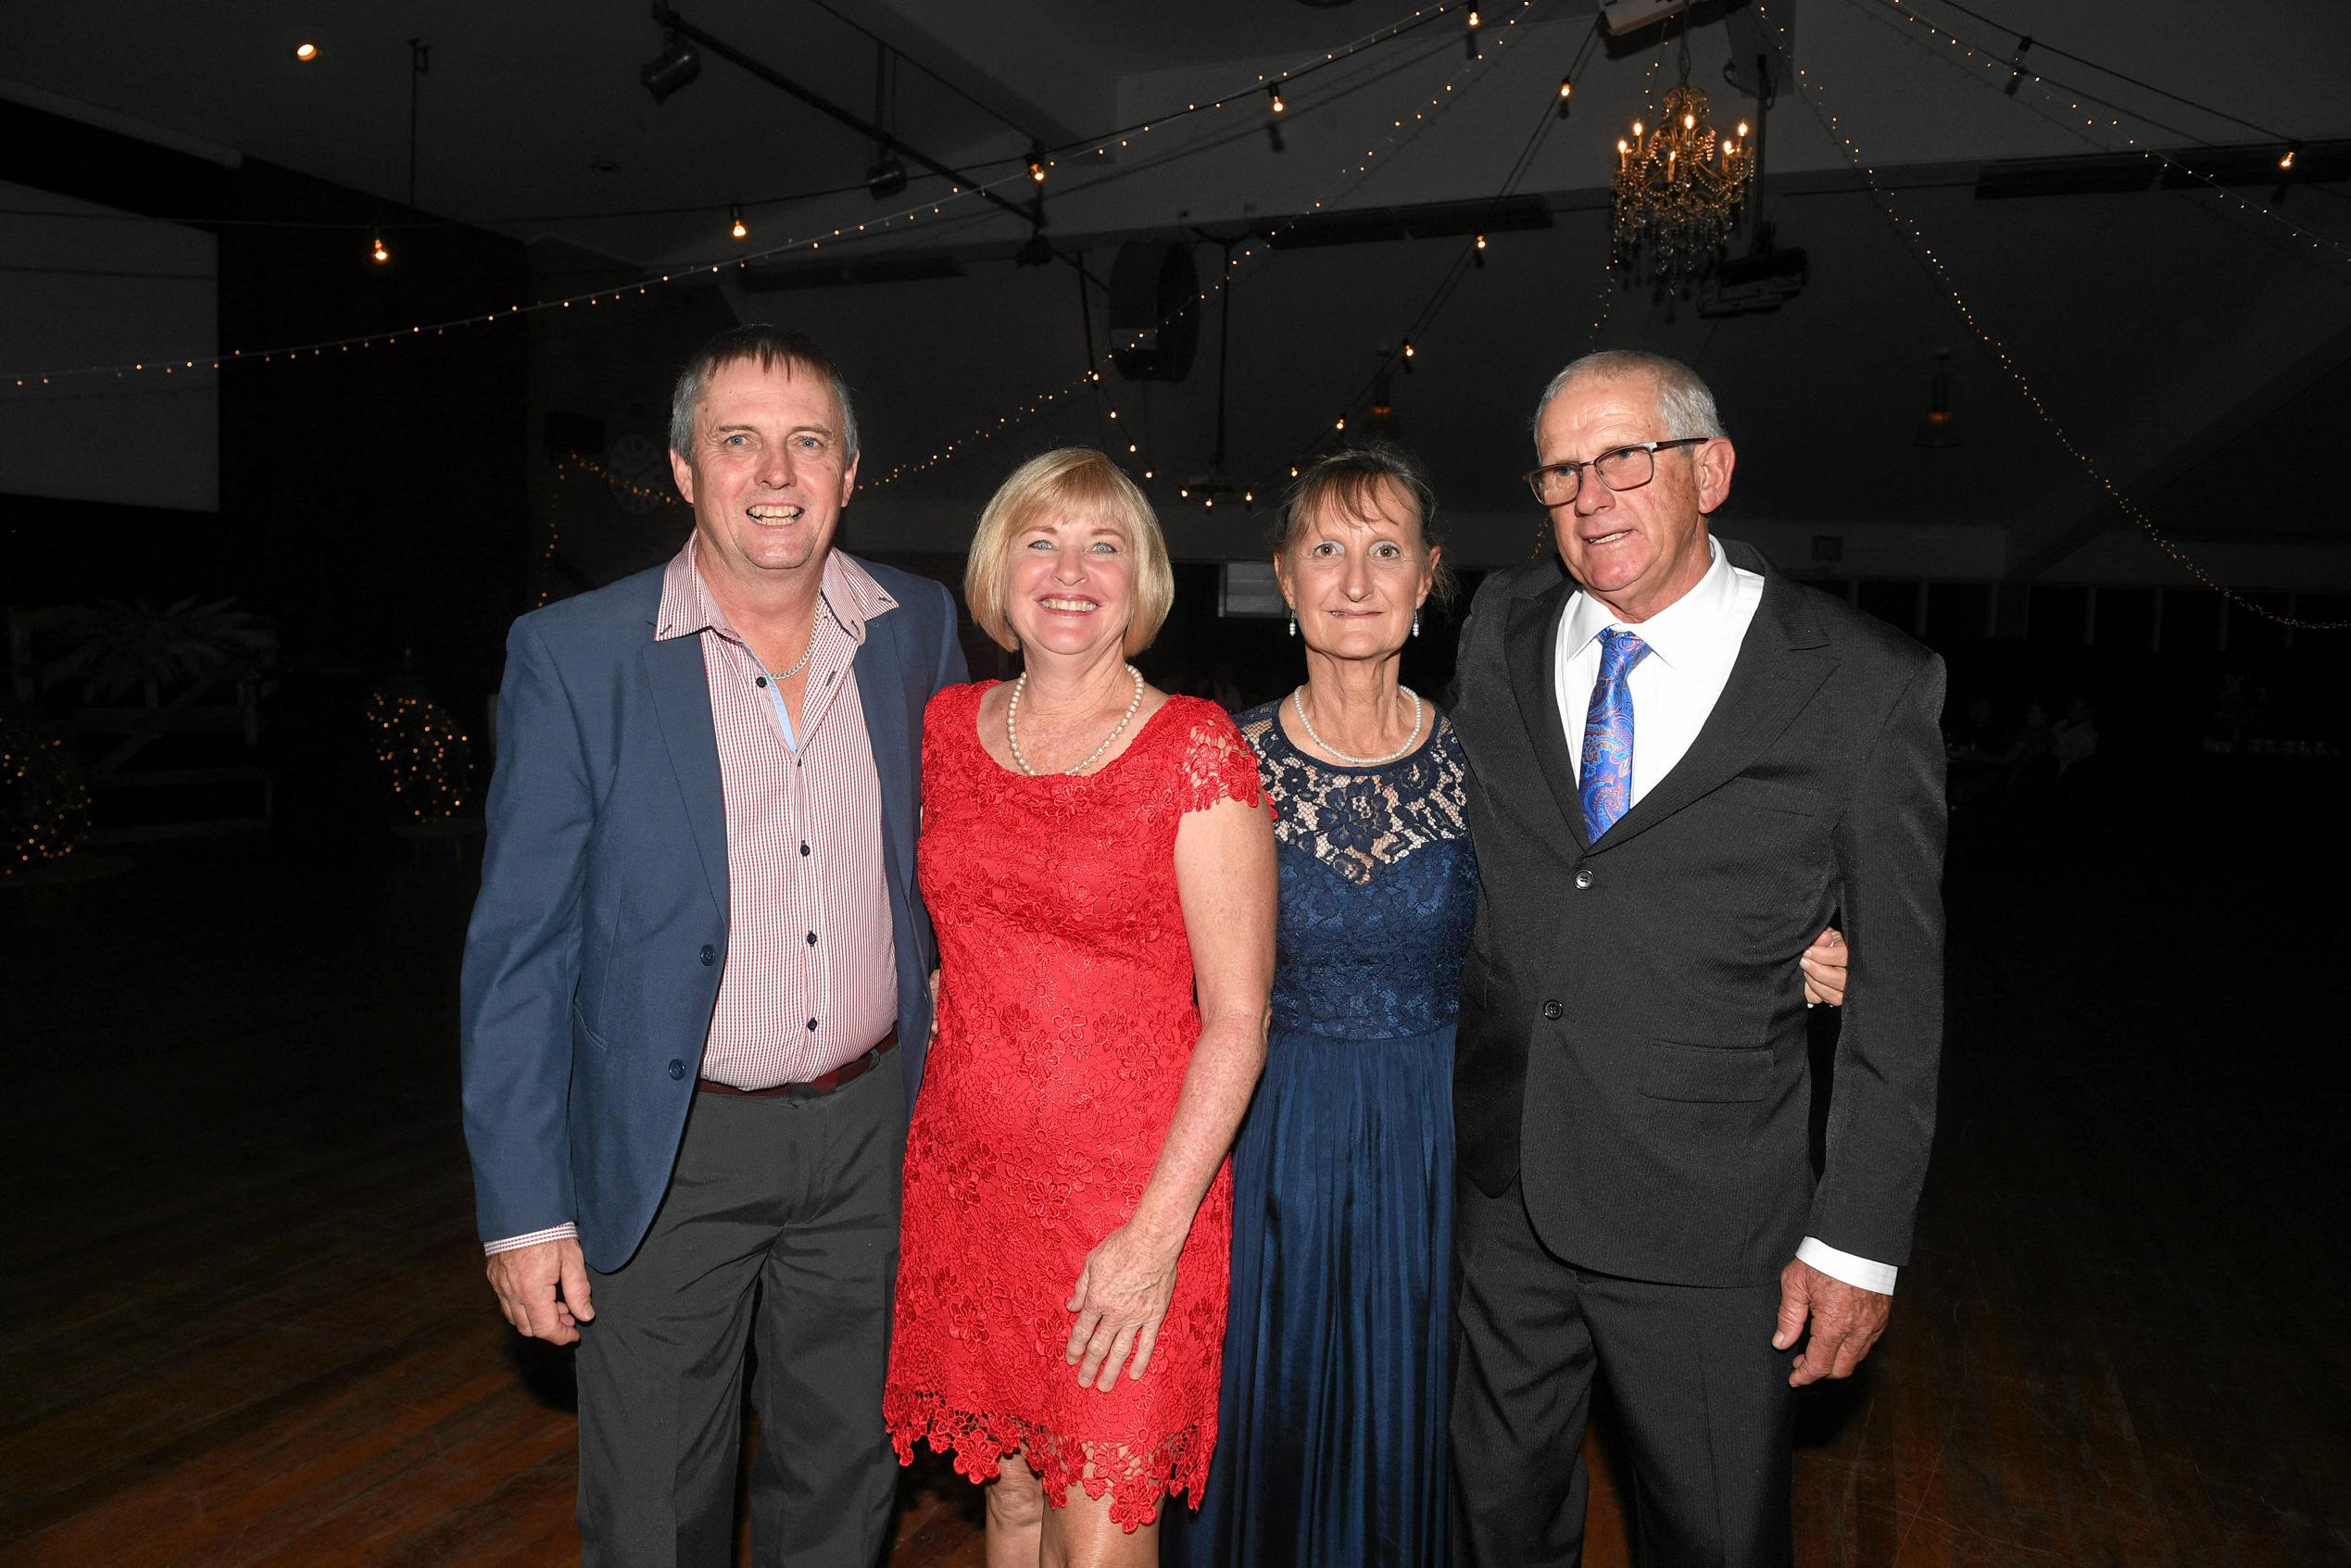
484, 538, 901, 1258
664, 536, 900, 1087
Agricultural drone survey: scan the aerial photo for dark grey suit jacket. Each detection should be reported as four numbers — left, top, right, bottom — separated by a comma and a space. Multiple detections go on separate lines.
1451, 541, 1947, 1288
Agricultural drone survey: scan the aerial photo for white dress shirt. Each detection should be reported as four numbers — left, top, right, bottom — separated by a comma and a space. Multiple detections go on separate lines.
1553, 536, 1899, 1297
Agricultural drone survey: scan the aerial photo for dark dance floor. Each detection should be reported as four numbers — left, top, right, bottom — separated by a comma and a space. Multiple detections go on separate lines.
3, 769, 2345, 1566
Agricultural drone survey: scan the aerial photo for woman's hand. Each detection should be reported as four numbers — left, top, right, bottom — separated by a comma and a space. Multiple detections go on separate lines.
1064, 1222, 1184, 1392
1801, 927, 1848, 1007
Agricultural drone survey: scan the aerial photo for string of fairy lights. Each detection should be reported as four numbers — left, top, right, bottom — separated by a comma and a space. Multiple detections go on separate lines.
1752, 0, 2351, 630
1848, 0, 2351, 270
0, 0, 1504, 391
0, 721, 92, 872
860, 0, 1559, 499
364, 690, 473, 820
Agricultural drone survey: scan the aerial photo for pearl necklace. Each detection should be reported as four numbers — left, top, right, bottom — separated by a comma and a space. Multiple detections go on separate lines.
1007, 663, 1145, 776
1290, 684, 1425, 768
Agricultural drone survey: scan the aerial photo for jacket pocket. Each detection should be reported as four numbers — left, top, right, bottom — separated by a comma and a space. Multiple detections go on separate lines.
1636, 1040, 1772, 1103
571, 1001, 611, 1055
1710, 776, 1829, 818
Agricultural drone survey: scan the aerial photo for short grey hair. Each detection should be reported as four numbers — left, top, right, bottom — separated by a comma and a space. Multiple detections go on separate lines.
668, 323, 860, 460
1531, 349, 1727, 449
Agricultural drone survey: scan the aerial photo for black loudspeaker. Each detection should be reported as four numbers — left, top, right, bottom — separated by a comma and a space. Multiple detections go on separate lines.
1107, 243, 1200, 383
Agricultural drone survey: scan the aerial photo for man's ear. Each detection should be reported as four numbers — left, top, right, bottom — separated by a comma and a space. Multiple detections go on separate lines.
1695, 437, 1737, 513
670, 448, 696, 506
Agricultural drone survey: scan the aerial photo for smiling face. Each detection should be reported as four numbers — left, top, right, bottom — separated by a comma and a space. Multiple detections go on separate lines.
1004, 508, 1136, 663
1534, 370, 1733, 623
669, 355, 858, 595
1276, 476, 1435, 662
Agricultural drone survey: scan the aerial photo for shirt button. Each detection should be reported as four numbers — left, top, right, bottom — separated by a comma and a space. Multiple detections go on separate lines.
667, 1059, 685, 1080
806, 931, 818, 946
799, 843, 810, 857
1541, 1000, 1565, 1021
806, 1018, 819, 1032
1574, 868, 1594, 890
699, 944, 715, 966
756, 675, 768, 688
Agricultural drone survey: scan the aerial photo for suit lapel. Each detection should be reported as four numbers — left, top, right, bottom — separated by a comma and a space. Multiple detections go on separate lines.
643, 633, 729, 915
1500, 575, 1590, 853
1590, 564, 1834, 854
854, 605, 915, 903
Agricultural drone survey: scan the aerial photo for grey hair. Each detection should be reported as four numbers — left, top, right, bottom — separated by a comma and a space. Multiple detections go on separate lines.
668, 323, 860, 460
1531, 349, 1727, 448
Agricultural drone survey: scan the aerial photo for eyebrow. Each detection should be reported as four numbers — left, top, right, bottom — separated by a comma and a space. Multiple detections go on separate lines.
708, 421, 835, 438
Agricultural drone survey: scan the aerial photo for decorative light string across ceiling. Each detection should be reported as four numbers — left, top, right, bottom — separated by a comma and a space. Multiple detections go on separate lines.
1751, 0, 2349, 629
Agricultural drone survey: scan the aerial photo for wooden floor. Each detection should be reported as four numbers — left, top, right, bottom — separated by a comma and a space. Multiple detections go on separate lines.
3, 779, 2346, 1566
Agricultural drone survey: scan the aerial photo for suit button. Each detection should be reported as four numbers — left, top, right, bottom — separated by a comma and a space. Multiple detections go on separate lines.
1573, 868, 1594, 890
1541, 1000, 1565, 1021
667, 1060, 685, 1080
699, 944, 716, 966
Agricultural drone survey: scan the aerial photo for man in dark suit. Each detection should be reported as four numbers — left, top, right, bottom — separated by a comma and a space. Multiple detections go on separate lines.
1449, 351, 1946, 1565
460, 324, 966, 1565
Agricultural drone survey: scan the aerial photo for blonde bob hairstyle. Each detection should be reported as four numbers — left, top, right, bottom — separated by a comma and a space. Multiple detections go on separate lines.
963, 448, 1175, 658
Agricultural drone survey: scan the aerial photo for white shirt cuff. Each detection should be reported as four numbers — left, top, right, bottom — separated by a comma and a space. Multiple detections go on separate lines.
1797, 1236, 1897, 1295
484, 1222, 578, 1257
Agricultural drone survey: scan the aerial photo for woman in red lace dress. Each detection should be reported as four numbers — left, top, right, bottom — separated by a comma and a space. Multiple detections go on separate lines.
885, 448, 1276, 1562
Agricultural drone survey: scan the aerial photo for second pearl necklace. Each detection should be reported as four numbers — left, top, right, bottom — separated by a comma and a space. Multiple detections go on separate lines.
1007, 662, 1146, 776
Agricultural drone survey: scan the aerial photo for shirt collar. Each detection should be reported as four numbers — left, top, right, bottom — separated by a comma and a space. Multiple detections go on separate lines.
655, 534, 898, 645
1561, 533, 1735, 672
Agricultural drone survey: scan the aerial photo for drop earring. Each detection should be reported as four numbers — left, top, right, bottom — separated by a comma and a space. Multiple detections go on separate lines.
1412, 612, 1421, 639
1287, 609, 1297, 637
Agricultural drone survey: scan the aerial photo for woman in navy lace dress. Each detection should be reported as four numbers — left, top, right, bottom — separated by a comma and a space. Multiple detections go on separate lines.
1186, 446, 1850, 1568
1186, 445, 1471, 1567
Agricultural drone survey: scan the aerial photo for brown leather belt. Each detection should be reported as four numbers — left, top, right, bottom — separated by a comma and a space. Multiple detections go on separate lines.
698, 1028, 898, 1100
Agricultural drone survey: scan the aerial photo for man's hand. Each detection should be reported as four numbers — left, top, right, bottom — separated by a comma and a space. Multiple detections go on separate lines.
1801, 927, 1848, 1007
1773, 1256, 1888, 1386
485, 1237, 595, 1346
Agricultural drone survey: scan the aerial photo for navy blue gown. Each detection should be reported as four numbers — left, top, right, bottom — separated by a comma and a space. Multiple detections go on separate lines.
1188, 701, 1477, 1568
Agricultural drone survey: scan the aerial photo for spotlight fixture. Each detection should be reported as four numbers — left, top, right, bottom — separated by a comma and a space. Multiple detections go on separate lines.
640, 30, 700, 106
1269, 83, 1287, 114
865, 153, 908, 199
293, 41, 320, 62
1467, 8, 1481, 26
1013, 229, 1054, 268
1559, 77, 1573, 100
371, 235, 390, 263
2281, 142, 2300, 170
1027, 148, 1049, 184
1475, 232, 1488, 250
1402, 340, 1417, 371
729, 204, 747, 240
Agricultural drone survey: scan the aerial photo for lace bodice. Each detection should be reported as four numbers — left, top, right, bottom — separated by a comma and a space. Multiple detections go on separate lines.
1237, 700, 1478, 1040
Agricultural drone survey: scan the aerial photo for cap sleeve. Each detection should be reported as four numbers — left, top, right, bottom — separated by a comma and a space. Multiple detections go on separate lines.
1176, 699, 1270, 816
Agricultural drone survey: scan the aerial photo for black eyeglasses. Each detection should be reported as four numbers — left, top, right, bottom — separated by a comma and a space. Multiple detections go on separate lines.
1522, 437, 1707, 506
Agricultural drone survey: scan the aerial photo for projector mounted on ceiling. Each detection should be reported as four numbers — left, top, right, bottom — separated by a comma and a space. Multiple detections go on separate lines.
1599, 0, 1696, 37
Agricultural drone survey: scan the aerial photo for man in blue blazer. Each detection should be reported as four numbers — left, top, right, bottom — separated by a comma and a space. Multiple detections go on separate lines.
460, 324, 966, 1565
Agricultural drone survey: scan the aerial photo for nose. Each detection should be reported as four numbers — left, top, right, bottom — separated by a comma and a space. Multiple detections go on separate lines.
757, 441, 796, 488
1340, 550, 1373, 600
1571, 471, 1613, 520
1052, 543, 1087, 583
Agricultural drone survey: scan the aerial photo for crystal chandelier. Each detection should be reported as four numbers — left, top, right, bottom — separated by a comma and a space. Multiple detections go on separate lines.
1611, 45, 1754, 292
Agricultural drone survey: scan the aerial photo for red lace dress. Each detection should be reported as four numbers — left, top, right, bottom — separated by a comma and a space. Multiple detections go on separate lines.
884, 683, 1266, 1530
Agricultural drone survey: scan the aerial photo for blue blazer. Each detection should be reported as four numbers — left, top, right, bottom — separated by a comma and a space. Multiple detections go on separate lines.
459, 555, 967, 1272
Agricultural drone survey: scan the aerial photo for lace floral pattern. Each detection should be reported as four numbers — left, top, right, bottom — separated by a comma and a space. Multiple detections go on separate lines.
885, 684, 1265, 1530
1238, 703, 1478, 1041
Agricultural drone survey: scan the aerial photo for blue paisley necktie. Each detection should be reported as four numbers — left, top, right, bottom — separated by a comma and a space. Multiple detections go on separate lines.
1579, 627, 1652, 840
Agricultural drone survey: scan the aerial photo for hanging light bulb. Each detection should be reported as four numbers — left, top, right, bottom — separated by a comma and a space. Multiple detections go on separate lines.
1027, 148, 1049, 183
371, 235, 390, 263
293, 41, 320, 62
729, 205, 748, 240
1269, 83, 1287, 114
2280, 142, 2300, 170
1289, 465, 1301, 478
1466, 8, 1481, 27
1402, 340, 1416, 359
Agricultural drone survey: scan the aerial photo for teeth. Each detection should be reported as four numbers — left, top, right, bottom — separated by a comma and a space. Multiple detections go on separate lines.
748, 505, 801, 520
1039, 597, 1095, 611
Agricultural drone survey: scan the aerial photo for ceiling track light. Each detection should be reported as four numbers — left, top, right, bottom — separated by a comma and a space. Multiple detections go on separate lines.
1027, 148, 1049, 183
729, 204, 748, 239
2280, 141, 2300, 171
1269, 83, 1287, 114
640, 29, 701, 105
